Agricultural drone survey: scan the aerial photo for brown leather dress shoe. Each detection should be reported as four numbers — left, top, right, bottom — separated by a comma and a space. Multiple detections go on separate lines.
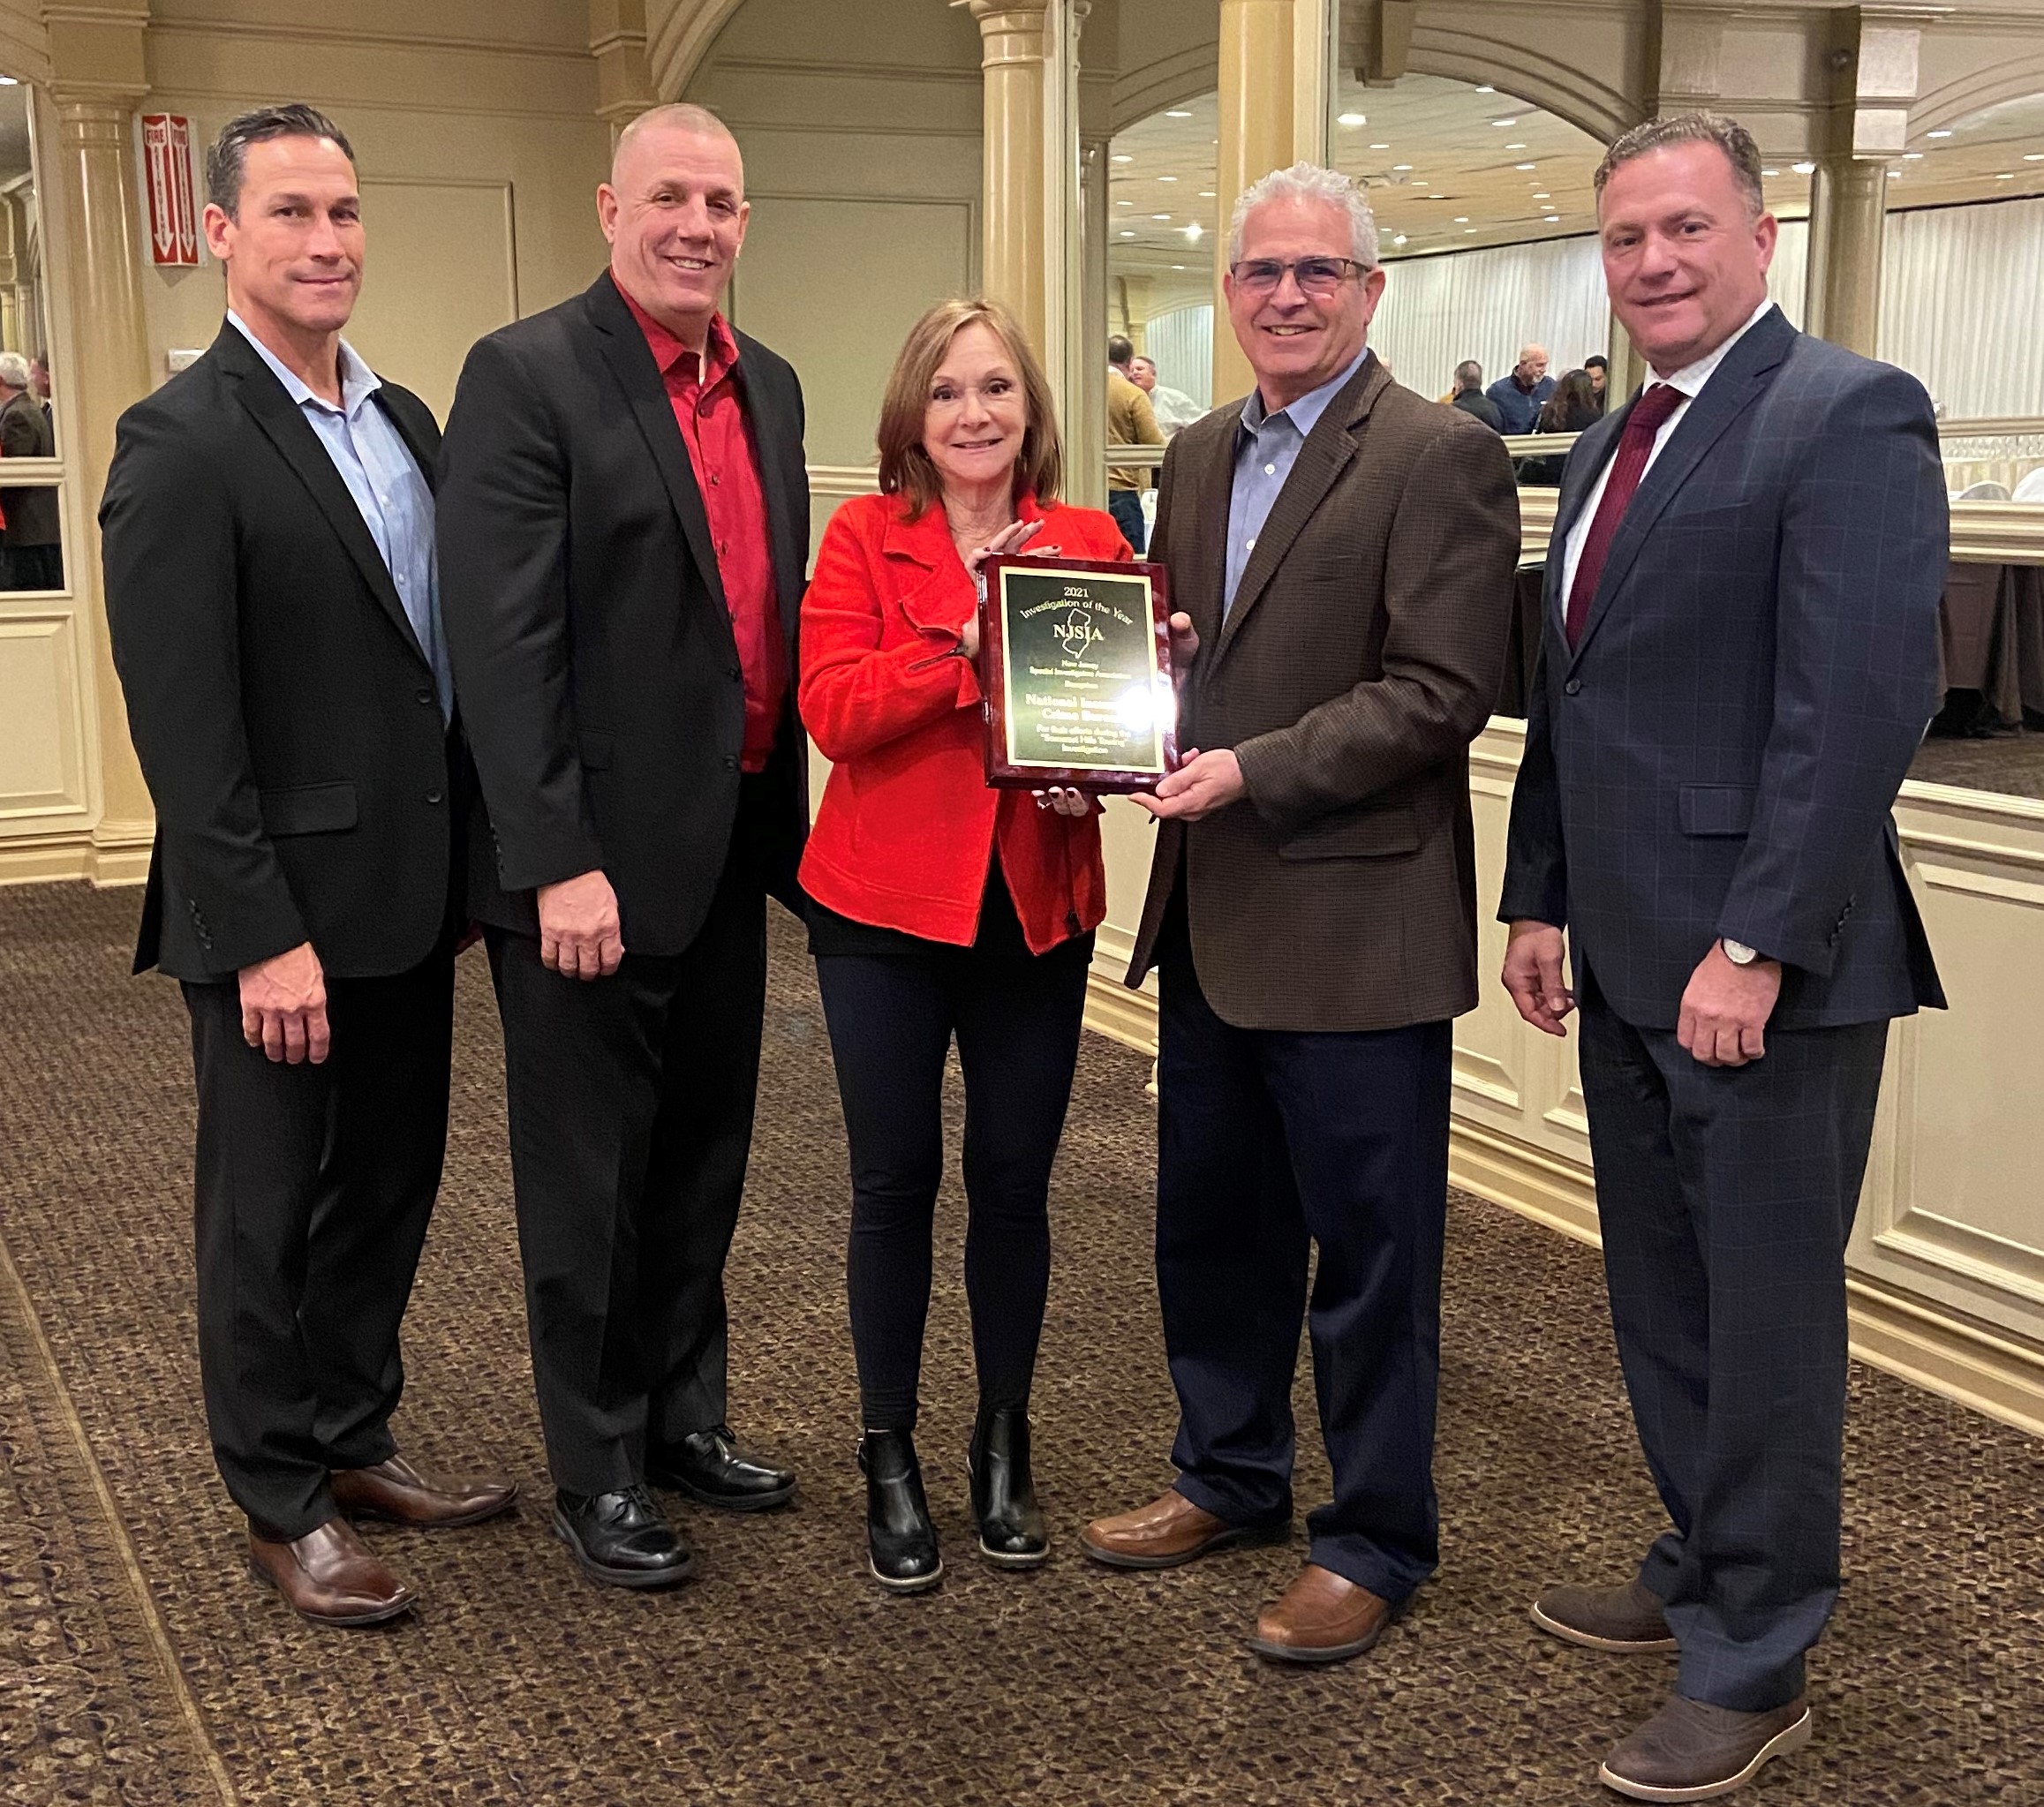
1597, 1692, 1812, 1801
1533, 1577, 1679, 1653
248, 1518, 418, 1627
1081, 1488, 1287, 1570
331, 1454, 517, 1529
1247, 1563, 1401, 1664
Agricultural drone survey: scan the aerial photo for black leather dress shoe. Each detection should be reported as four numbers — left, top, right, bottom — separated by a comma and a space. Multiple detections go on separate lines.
648, 1426, 796, 1512
859, 1429, 941, 1593
969, 1405, 1048, 1568
552, 1486, 695, 1589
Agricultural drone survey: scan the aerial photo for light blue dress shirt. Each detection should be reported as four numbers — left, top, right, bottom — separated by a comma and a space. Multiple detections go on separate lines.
228, 312, 450, 717
1224, 345, 1374, 622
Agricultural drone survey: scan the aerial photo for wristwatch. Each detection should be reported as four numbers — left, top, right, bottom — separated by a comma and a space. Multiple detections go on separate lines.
1720, 937, 1760, 967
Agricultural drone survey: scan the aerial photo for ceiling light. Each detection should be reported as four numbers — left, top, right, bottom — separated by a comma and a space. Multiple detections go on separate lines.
1392, 163, 1413, 171
1152, 213, 1172, 220
1165, 109, 1192, 119
1120, 230, 1135, 238
1452, 215, 1469, 223
1113, 154, 1133, 164
0, 76, 17, 87
1338, 112, 1368, 127
1492, 117, 1519, 127
1369, 142, 1391, 150
1505, 143, 1526, 150
1532, 192, 1550, 200
1544, 214, 1561, 222
1888, 170, 1901, 179
1392, 234, 1408, 245
1198, 190, 1216, 198
2028, 154, 2044, 162
1116, 200, 1133, 207
1158, 175, 1177, 182
1515, 162, 1536, 171
1172, 264, 1187, 270
1791, 161, 1815, 174
1475, 85, 1495, 94
1762, 168, 1779, 177
1465, 228, 1477, 234
1904, 152, 1924, 161
1996, 171, 2016, 179
1184, 222, 1203, 241
1927, 129, 1953, 139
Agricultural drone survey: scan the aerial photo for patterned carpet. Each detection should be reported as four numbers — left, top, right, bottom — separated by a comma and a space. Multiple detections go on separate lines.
0, 879, 2039, 1805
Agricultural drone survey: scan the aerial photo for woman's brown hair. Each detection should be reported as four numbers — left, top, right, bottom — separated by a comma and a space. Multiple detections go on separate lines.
875, 297, 1063, 520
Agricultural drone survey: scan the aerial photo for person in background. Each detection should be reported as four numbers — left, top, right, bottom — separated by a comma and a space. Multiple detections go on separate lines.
0, 350, 61, 590
799, 296, 1128, 1592
28, 352, 52, 439
1583, 352, 1610, 414
1106, 332, 1164, 552
1450, 359, 1505, 432
1500, 110, 1946, 1801
99, 102, 513, 1630
439, 102, 809, 1591
1518, 369, 1603, 484
1083, 161, 1520, 1667
1486, 343, 1555, 433
1130, 353, 1203, 434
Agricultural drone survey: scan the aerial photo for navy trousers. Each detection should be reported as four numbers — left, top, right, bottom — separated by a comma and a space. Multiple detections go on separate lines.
1577, 983, 1889, 1712
1107, 486, 1147, 555
1155, 923, 1452, 1604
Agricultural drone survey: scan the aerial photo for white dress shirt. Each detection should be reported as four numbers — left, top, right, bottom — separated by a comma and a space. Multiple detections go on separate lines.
1558, 299, 1776, 609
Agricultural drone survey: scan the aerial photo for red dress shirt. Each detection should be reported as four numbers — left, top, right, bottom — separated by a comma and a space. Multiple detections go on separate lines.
621, 290, 785, 772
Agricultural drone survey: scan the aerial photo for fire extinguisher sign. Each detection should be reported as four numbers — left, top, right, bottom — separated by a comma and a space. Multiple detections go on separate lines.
140, 115, 200, 267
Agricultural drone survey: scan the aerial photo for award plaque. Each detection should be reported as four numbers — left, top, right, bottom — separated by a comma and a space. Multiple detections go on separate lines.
978, 554, 1178, 792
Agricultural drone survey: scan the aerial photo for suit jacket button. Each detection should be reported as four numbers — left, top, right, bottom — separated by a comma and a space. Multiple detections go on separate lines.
1564, 677, 1582, 696
417, 687, 434, 705
426, 787, 443, 804
729, 664, 743, 681
723, 755, 738, 772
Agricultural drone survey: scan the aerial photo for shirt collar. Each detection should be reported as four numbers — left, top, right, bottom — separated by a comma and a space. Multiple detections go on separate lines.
228, 310, 379, 416
617, 283, 740, 387
1241, 345, 1373, 443
1656, 299, 1776, 402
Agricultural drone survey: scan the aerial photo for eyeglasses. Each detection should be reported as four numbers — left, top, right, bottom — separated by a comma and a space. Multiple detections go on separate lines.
1228, 256, 1369, 297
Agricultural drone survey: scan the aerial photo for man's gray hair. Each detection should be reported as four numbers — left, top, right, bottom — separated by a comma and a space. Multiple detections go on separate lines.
1226, 162, 1379, 268
0, 351, 30, 391
1594, 111, 1765, 222
205, 103, 354, 220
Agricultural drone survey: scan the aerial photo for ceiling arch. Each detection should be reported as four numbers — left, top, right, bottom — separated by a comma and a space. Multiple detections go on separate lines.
647, 0, 750, 102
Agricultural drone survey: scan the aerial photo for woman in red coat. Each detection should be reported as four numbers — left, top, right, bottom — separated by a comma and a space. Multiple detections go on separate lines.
800, 297, 1131, 1592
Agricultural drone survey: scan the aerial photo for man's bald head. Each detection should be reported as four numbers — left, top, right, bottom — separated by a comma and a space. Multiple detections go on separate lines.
611, 103, 743, 190
599, 102, 750, 352
1515, 343, 1550, 383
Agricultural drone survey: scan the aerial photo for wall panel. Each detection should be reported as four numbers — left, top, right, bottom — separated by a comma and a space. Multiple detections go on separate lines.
0, 610, 85, 822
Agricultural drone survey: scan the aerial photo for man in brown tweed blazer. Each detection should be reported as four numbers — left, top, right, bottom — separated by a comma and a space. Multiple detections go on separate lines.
1081, 162, 1520, 1664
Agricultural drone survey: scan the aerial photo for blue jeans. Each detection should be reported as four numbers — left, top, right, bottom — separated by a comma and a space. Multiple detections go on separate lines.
1107, 487, 1146, 554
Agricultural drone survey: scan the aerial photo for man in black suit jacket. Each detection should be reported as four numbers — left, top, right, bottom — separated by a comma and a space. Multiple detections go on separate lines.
101, 106, 512, 1630
439, 103, 810, 1588
1499, 114, 1946, 1800
0, 350, 62, 591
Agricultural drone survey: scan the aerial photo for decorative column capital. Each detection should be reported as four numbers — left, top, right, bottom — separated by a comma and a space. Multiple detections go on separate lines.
41, 3, 149, 109
591, 0, 658, 137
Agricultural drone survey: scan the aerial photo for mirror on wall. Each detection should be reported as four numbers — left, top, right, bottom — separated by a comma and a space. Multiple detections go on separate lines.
0, 74, 59, 596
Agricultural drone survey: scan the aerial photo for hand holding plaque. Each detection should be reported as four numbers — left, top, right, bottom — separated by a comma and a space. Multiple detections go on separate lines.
977, 554, 1180, 792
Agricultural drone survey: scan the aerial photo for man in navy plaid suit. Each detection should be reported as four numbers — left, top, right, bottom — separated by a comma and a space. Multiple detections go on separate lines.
1499, 112, 1946, 1801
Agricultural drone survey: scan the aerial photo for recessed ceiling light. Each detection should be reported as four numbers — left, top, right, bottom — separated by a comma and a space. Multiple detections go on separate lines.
1762, 168, 1780, 177
1532, 192, 1550, 200
1996, 171, 2016, 179
1492, 117, 1519, 127
0, 75, 17, 87
1338, 112, 1368, 127
1158, 175, 1177, 182
1791, 161, 1815, 174
1505, 143, 1527, 150
1515, 162, 1536, 171
1927, 129, 1953, 139
2027, 154, 2044, 162
1113, 154, 1133, 164
1888, 170, 1902, 179
1165, 109, 1192, 119
1393, 163, 1413, 172
1904, 152, 1924, 161
1544, 214, 1561, 222
1183, 222, 1203, 241
1152, 213, 1172, 220
1369, 143, 1391, 150
1392, 233, 1408, 245
1120, 230, 1135, 237
1465, 227, 1477, 234
1116, 200, 1133, 207
1475, 85, 1495, 94
1198, 190, 1216, 198
1453, 215, 1469, 223
1172, 264, 1187, 270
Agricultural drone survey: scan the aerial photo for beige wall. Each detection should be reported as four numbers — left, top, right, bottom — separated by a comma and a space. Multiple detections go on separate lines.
139, 0, 611, 420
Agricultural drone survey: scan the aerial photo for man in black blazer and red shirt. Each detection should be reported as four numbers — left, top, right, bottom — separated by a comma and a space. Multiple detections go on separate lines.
438, 103, 810, 1586
1499, 114, 1945, 1799
101, 106, 513, 1629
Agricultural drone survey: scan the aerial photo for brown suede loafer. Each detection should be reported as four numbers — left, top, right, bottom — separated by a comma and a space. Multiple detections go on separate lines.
1533, 1577, 1679, 1653
1247, 1563, 1402, 1664
331, 1454, 517, 1529
1598, 1693, 1812, 1801
248, 1517, 418, 1627
1081, 1488, 1287, 1570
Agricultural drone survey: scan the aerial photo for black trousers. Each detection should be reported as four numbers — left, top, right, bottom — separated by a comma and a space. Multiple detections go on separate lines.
185, 942, 456, 1539
815, 931, 1090, 1432
1106, 487, 1147, 555
1578, 982, 1889, 1713
487, 821, 769, 1495
1156, 919, 1452, 1605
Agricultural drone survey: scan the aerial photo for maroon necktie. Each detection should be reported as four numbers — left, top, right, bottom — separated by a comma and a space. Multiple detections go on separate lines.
1565, 383, 1685, 650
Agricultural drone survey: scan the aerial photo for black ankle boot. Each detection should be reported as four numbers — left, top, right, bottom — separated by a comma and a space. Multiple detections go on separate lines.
858, 1429, 942, 1593
969, 1404, 1049, 1568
